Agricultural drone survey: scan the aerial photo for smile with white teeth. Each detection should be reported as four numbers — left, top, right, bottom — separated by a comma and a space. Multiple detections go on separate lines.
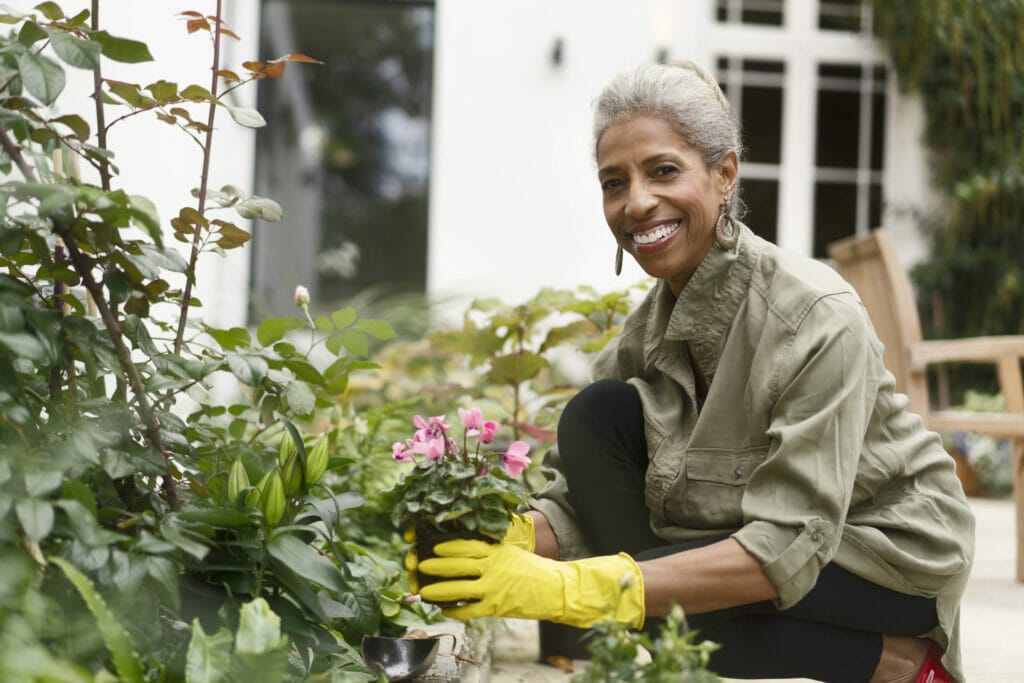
630, 221, 681, 246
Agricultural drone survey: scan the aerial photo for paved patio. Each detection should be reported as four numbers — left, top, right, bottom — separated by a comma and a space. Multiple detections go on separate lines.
487, 497, 1024, 681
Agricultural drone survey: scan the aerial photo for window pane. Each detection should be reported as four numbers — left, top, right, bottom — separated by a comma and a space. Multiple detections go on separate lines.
740, 178, 778, 244
870, 90, 886, 171
819, 0, 864, 32
869, 183, 883, 230
743, 86, 783, 164
716, 0, 784, 26
813, 182, 857, 257
252, 1, 434, 317
816, 88, 860, 168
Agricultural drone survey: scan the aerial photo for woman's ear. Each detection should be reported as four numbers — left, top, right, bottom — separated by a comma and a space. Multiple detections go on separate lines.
716, 150, 739, 197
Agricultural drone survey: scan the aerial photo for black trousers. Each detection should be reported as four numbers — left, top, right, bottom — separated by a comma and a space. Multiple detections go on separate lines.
556, 379, 939, 683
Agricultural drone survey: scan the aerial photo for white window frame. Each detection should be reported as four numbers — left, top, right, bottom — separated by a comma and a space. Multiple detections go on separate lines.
705, 0, 888, 256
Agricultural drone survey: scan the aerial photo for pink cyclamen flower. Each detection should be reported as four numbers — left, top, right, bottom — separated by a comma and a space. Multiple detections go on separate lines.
478, 420, 499, 444
412, 436, 446, 461
502, 440, 532, 477
428, 414, 451, 433
458, 407, 484, 436
392, 442, 413, 462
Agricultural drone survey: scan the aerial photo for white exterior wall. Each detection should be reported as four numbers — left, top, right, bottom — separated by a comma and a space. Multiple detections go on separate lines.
7, 0, 260, 330
427, 0, 934, 312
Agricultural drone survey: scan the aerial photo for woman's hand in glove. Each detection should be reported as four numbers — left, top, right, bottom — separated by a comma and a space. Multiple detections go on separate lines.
417, 539, 644, 629
403, 514, 536, 594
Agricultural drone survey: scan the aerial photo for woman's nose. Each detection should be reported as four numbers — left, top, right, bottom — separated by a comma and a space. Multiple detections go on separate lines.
624, 181, 658, 218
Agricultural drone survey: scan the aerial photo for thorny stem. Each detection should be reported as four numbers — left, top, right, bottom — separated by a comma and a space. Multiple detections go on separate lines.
59, 231, 180, 510
174, 0, 224, 354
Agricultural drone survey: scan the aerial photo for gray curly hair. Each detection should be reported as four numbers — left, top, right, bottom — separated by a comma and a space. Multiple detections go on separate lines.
593, 60, 744, 219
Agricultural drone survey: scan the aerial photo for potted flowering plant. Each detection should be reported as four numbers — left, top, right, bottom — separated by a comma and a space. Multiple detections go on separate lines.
388, 407, 532, 593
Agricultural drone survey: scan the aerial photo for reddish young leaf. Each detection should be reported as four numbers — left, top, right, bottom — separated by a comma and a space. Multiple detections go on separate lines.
216, 69, 241, 83
284, 53, 322, 64
155, 112, 177, 125
265, 61, 286, 78
220, 28, 240, 41
179, 10, 203, 17
186, 122, 212, 134
169, 107, 192, 121
242, 60, 264, 73
186, 18, 209, 34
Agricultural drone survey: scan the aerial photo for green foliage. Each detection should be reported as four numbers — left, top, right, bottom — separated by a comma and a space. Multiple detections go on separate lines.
0, 4, 415, 680
574, 605, 719, 682
872, 1, 1024, 396
426, 285, 643, 445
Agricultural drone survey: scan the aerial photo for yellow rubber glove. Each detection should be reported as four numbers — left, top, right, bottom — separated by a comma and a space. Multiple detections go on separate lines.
404, 514, 536, 594
417, 539, 645, 629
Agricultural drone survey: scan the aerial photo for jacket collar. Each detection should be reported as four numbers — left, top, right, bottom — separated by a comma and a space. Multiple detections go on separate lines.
634, 224, 760, 378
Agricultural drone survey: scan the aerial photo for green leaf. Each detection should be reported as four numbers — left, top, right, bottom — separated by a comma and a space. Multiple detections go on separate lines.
0, 332, 44, 359
180, 84, 214, 102
338, 329, 368, 357
17, 20, 46, 46
89, 30, 153, 63
53, 114, 90, 140
16, 498, 53, 541
17, 51, 65, 105
46, 28, 102, 69
179, 508, 252, 528
185, 620, 232, 683
234, 598, 287, 655
225, 105, 267, 128
486, 351, 549, 386
226, 353, 268, 386
146, 79, 178, 102
314, 315, 332, 333
284, 380, 316, 416
34, 2, 64, 20
49, 556, 145, 683
266, 533, 347, 594
267, 557, 328, 621
235, 196, 283, 221
256, 316, 305, 346
206, 326, 251, 351
354, 318, 397, 340
160, 515, 210, 560
330, 307, 356, 330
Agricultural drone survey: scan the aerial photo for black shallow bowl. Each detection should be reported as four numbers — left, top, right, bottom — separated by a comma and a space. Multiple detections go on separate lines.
361, 635, 440, 682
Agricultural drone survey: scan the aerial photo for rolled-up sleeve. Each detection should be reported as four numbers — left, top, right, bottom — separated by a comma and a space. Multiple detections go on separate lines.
528, 446, 595, 560
732, 294, 880, 608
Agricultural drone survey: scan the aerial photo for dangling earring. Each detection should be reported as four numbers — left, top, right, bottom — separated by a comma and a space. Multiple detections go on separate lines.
715, 195, 738, 250
614, 244, 623, 276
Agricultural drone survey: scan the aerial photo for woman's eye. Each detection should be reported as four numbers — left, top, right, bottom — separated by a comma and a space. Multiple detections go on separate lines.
653, 164, 678, 177
601, 178, 623, 192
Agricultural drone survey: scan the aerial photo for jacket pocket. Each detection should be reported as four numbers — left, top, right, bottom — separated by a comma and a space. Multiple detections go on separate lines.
662, 447, 769, 530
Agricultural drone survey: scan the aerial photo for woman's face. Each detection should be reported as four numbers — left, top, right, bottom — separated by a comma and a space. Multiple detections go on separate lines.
597, 115, 737, 296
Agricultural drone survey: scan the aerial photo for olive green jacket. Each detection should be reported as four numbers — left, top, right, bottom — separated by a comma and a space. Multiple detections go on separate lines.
531, 226, 975, 680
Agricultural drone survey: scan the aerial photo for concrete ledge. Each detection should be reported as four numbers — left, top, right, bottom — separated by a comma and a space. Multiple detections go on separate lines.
413, 619, 492, 682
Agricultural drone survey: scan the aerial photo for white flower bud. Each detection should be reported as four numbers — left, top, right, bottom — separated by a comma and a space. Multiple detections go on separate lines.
294, 285, 310, 306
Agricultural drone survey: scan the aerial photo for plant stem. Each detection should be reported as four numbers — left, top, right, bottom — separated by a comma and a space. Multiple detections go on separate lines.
59, 231, 179, 510
173, 0, 224, 354
0, 120, 36, 180
90, 0, 110, 192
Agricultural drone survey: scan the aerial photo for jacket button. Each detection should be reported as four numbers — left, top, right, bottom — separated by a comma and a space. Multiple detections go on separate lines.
811, 531, 823, 543
732, 466, 743, 480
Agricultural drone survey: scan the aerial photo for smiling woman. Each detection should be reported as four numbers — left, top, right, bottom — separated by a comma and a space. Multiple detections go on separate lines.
596, 115, 736, 296
413, 61, 975, 683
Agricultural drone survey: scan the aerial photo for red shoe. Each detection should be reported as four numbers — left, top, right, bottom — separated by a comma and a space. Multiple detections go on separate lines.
914, 644, 953, 683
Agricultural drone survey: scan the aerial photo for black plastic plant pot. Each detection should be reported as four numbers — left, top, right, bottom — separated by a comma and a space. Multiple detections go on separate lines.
415, 524, 493, 608
538, 620, 593, 662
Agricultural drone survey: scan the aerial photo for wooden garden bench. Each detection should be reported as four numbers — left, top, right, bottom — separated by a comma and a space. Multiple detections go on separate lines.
828, 229, 1024, 582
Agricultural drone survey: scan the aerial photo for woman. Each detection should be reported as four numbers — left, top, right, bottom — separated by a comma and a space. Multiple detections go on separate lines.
412, 61, 975, 682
